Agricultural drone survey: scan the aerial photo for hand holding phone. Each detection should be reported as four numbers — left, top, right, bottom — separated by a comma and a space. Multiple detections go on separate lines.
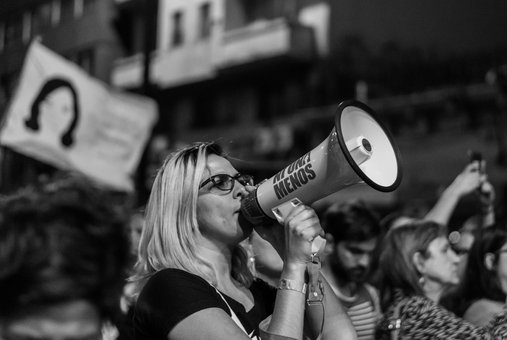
468, 150, 483, 173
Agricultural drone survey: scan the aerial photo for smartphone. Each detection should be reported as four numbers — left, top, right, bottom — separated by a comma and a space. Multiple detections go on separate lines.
468, 150, 483, 173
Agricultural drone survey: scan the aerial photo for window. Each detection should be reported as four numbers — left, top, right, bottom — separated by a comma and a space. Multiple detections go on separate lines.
83, 0, 97, 15
0, 22, 4, 52
32, 2, 53, 36
60, 0, 75, 23
171, 11, 183, 47
22, 12, 31, 43
199, 3, 211, 39
73, 0, 96, 18
4, 14, 23, 47
74, 0, 83, 17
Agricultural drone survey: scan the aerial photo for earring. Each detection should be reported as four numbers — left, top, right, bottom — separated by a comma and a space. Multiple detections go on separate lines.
419, 276, 425, 286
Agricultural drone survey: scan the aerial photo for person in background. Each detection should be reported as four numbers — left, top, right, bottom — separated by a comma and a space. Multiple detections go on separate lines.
128, 209, 145, 259
442, 221, 507, 326
0, 173, 130, 340
129, 141, 356, 340
379, 159, 495, 282
320, 199, 382, 340
425, 159, 495, 230
376, 220, 507, 340
117, 208, 146, 340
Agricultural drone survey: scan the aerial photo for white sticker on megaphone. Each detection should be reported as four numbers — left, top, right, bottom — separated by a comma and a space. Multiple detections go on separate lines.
271, 198, 327, 255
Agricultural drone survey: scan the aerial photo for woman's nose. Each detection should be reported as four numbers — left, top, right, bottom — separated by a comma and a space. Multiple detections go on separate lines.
235, 184, 250, 199
451, 250, 461, 263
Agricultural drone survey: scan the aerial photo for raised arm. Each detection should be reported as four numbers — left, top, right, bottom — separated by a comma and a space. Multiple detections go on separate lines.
425, 161, 483, 226
477, 179, 496, 228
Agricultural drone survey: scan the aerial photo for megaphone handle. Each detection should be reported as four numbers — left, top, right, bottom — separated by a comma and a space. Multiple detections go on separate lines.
271, 198, 327, 256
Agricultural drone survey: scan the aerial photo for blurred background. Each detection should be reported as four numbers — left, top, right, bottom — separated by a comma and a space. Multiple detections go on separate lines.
1, 0, 506, 229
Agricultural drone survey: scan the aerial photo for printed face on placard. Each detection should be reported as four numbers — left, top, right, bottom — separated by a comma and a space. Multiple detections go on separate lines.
39, 87, 74, 136
25, 78, 79, 149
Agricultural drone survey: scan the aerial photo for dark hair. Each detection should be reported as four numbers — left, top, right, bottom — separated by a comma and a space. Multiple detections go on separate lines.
454, 222, 507, 315
321, 199, 381, 243
25, 78, 80, 147
0, 173, 130, 322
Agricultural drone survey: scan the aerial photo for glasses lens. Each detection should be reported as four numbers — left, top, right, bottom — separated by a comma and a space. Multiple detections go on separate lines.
237, 174, 254, 186
452, 246, 468, 256
213, 174, 234, 191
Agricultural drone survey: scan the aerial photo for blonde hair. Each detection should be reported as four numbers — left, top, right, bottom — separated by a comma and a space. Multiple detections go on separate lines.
129, 142, 253, 296
378, 219, 447, 309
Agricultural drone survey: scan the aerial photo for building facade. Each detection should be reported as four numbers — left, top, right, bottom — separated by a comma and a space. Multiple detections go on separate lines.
1, 0, 507, 216
112, 0, 507, 213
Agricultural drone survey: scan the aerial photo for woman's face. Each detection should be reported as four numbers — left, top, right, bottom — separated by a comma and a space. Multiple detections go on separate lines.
40, 87, 74, 136
196, 154, 253, 247
421, 236, 460, 288
495, 242, 507, 294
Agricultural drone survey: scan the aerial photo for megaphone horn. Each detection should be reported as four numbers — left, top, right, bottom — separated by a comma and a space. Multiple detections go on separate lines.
241, 99, 403, 226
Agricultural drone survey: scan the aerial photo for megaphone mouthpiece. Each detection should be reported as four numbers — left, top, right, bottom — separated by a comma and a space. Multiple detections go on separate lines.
346, 135, 372, 166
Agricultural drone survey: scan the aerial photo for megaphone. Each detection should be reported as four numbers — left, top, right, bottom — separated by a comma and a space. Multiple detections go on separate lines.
241, 100, 402, 228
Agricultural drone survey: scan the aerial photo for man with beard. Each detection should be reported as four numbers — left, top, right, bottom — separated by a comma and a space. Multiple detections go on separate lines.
320, 199, 382, 340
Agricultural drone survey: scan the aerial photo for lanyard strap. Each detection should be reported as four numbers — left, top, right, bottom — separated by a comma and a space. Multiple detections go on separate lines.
306, 254, 325, 340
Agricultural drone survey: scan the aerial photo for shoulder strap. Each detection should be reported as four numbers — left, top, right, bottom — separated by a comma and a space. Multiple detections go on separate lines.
213, 287, 250, 335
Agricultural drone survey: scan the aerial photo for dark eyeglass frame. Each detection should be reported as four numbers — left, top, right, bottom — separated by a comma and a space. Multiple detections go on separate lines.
199, 173, 254, 193
451, 245, 469, 256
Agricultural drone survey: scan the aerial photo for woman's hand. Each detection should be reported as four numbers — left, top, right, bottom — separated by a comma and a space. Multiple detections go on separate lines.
448, 161, 484, 198
282, 205, 324, 270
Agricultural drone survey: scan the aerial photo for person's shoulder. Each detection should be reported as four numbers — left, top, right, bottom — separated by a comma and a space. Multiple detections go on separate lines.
140, 269, 212, 299
389, 292, 433, 316
251, 278, 277, 296
363, 282, 379, 296
252, 277, 276, 288
149, 268, 210, 286
151, 268, 201, 281
251, 278, 277, 300
464, 298, 504, 326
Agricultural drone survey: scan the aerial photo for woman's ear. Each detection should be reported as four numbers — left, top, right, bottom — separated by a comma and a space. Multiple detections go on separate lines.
484, 252, 496, 271
412, 251, 426, 274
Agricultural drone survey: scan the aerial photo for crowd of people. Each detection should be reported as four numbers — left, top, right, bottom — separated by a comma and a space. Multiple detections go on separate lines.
0, 140, 506, 340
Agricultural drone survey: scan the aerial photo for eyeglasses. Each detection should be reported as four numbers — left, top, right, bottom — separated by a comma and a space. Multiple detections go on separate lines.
452, 246, 469, 256
199, 173, 254, 193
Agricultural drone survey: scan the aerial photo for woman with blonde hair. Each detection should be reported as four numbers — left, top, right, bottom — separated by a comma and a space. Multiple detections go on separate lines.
129, 142, 355, 340
376, 219, 507, 340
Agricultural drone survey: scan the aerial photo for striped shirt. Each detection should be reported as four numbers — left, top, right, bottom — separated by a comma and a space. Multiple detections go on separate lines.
330, 283, 381, 340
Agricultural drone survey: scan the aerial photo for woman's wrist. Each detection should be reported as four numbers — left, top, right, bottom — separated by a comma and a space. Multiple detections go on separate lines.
278, 278, 307, 294
281, 263, 307, 282
443, 183, 465, 201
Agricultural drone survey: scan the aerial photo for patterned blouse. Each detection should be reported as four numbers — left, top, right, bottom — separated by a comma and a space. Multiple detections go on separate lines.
376, 290, 507, 340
